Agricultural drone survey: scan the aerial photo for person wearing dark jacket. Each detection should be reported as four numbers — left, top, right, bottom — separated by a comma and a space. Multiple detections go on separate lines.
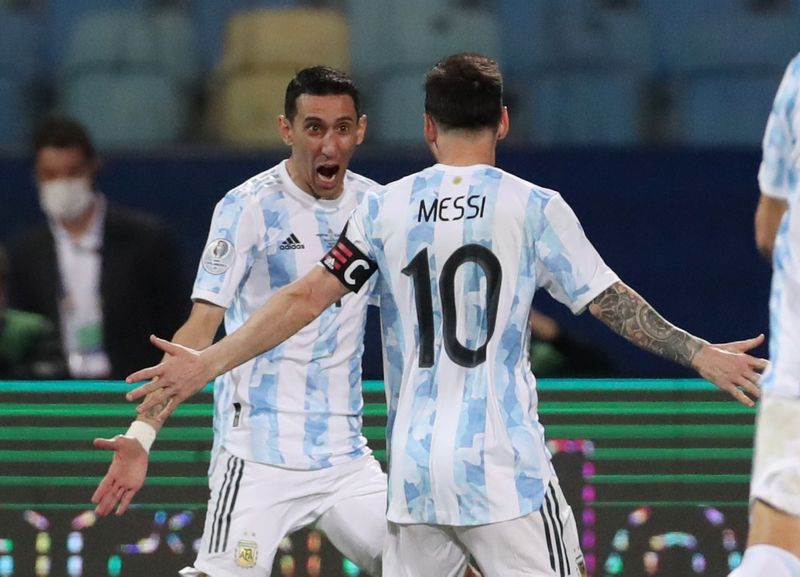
8, 117, 187, 379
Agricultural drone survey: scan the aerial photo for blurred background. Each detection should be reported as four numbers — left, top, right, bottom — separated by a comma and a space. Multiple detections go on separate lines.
1, 0, 797, 375
2, 0, 799, 149
1, 3, 797, 576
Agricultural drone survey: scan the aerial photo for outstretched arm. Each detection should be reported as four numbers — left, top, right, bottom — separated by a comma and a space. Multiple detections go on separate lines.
91, 301, 224, 516
126, 266, 349, 404
588, 281, 767, 406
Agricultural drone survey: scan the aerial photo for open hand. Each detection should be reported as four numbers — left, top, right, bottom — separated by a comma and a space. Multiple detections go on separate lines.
91, 435, 149, 516
692, 334, 768, 407
125, 335, 210, 422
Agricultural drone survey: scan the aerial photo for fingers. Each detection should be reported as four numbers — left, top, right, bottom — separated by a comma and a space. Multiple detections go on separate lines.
156, 397, 177, 423
730, 386, 756, 408
91, 475, 113, 506
724, 334, 766, 353
93, 480, 120, 517
126, 378, 165, 402
150, 334, 189, 356
92, 437, 118, 450
736, 376, 761, 400
126, 367, 162, 387
116, 489, 136, 516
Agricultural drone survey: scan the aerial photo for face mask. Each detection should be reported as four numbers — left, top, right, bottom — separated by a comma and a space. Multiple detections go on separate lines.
38, 178, 95, 221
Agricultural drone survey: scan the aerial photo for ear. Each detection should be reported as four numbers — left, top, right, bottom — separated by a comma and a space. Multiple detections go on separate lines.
277, 115, 293, 146
355, 114, 368, 146
496, 106, 510, 141
423, 114, 438, 145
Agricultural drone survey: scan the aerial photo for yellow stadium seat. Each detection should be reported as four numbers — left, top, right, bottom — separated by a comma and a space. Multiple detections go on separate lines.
209, 69, 296, 147
208, 7, 351, 146
219, 8, 350, 73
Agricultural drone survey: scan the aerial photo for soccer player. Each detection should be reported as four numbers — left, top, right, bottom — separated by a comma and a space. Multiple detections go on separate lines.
127, 54, 766, 577
92, 66, 391, 577
729, 53, 800, 577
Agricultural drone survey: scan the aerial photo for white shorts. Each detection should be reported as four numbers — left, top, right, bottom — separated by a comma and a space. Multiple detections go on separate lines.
188, 447, 387, 577
383, 476, 585, 577
751, 397, 800, 517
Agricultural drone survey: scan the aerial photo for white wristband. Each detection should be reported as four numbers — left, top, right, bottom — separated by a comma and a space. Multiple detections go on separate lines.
124, 421, 157, 453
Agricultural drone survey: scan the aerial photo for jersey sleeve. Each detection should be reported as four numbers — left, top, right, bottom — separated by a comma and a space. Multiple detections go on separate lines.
192, 192, 264, 307
758, 56, 800, 200
534, 193, 619, 314
319, 200, 379, 294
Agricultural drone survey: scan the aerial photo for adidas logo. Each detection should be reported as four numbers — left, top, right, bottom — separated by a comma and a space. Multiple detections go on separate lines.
279, 233, 305, 250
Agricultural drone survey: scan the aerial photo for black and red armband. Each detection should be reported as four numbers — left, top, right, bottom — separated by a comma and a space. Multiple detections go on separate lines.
320, 227, 377, 293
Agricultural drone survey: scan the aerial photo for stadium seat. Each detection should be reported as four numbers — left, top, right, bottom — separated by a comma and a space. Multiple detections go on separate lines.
0, 6, 43, 82
642, 0, 799, 73
371, 70, 427, 146
62, 6, 199, 88
526, 69, 643, 145
0, 75, 28, 148
346, 0, 499, 75
0, 5, 42, 146
673, 71, 784, 146
193, 0, 304, 72
219, 8, 350, 73
62, 71, 187, 148
346, 0, 500, 144
45, 0, 147, 73
208, 7, 350, 146
57, 5, 199, 147
207, 69, 294, 147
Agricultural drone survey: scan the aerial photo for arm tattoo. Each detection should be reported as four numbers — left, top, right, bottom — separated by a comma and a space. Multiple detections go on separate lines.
140, 390, 169, 426
589, 282, 703, 367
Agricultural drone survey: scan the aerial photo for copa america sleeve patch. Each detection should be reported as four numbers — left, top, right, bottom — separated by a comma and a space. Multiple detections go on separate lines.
201, 238, 235, 274
321, 234, 377, 293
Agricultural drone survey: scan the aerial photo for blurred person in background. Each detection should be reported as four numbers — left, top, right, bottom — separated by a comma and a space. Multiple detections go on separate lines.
7, 117, 186, 379
529, 310, 618, 377
730, 53, 800, 577
0, 242, 67, 379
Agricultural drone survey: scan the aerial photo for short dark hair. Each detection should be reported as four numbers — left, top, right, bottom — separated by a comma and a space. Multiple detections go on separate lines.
32, 117, 96, 160
284, 66, 360, 122
424, 53, 503, 131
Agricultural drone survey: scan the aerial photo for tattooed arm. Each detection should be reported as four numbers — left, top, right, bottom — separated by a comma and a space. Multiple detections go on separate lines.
588, 281, 767, 405
91, 301, 224, 516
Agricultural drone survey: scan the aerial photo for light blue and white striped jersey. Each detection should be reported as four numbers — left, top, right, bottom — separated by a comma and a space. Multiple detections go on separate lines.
758, 53, 800, 398
193, 160, 379, 469
336, 163, 618, 525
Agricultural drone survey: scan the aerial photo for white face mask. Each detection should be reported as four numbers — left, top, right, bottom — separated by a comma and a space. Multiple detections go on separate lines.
38, 178, 95, 221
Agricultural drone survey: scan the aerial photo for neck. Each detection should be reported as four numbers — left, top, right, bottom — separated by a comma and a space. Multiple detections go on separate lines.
61, 201, 97, 239
430, 130, 497, 167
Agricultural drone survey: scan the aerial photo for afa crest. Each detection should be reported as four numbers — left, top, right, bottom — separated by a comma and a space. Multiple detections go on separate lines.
235, 540, 258, 569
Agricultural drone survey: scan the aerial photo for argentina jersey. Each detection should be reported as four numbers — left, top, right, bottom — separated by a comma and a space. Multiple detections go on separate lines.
329, 163, 618, 525
193, 160, 379, 469
758, 54, 800, 398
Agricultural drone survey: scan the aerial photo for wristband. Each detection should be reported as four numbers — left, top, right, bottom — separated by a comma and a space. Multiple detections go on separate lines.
124, 421, 157, 453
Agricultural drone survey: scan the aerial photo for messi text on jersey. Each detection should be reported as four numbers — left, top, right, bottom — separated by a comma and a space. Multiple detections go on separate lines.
417, 194, 487, 223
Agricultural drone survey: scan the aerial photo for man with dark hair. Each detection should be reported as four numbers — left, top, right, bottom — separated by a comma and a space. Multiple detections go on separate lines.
93, 66, 398, 577
125, 54, 765, 576
7, 116, 185, 379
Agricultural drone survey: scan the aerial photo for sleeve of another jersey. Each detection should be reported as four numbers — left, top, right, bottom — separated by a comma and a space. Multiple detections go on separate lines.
191, 192, 263, 307
758, 57, 799, 200
319, 200, 379, 294
534, 193, 619, 315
